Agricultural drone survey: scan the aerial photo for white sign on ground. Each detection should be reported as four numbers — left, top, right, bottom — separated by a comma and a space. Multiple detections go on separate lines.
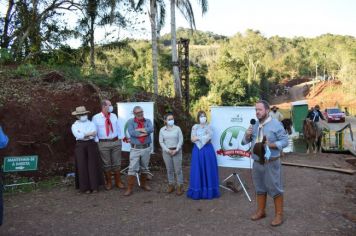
117, 102, 154, 152
210, 106, 256, 169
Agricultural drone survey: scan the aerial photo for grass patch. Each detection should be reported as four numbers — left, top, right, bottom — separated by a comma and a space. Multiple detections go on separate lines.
3, 176, 64, 195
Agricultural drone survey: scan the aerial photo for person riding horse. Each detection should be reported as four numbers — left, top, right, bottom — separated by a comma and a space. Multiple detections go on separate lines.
303, 105, 325, 153
306, 105, 325, 138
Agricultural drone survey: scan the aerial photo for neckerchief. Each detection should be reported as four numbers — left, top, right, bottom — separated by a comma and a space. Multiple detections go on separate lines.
134, 117, 146, 144
257, 116, 272, 142
103, 112, 113, 137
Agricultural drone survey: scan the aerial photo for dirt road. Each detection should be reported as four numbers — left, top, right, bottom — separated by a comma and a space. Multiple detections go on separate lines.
1, 153, 355, 236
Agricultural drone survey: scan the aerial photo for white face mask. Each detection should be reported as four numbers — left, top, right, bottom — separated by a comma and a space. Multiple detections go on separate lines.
80, 115, 88, 122
167, 120, 174, 126
199, 116, 207, 124
108, 106, 114, 113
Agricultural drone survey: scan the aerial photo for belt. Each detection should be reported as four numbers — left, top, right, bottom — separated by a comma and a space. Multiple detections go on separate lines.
99, 137, 118, 142
77, 139, 94, 143
255, 156, 280, 164
168, 147, 177, 150
131, 143, 150, 149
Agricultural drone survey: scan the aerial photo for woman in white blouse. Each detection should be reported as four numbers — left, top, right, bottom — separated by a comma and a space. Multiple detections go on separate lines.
71, 106, 103, 193
159, 112, 184, 195
186, 111, 220, 200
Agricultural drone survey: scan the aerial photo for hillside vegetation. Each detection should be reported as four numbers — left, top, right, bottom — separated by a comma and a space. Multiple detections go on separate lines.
3, 28, 355, 113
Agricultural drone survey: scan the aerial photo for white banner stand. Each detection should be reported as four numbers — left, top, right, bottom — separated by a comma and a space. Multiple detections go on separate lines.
210, 106, 257, 202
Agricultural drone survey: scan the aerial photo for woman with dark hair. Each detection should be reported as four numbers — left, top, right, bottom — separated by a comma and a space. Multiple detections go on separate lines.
187, 111, 220, 200
159, 112, 184, 195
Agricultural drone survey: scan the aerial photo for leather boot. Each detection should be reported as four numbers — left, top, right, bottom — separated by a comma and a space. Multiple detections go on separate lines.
104, 171, 112, 190
167, 184, 175, 193
114, 171, 125, 189
176, 185, 184, 196
251, 194, 267, 220
140, 173, 152, 191
124, 175, 136, 196
271, 195, 283, 226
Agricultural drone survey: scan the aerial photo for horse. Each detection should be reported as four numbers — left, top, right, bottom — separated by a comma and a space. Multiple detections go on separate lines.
302, 119, 322, 154
281, 118, 293, 135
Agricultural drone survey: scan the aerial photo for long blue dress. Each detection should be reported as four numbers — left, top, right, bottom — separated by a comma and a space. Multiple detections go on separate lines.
187, 124, 220, 200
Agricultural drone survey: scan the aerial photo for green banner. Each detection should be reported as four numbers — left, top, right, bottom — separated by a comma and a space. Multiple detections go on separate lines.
3, 156, 38, 172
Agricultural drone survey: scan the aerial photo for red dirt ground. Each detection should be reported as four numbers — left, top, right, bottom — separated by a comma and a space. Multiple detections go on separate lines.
0, 153, 355, 235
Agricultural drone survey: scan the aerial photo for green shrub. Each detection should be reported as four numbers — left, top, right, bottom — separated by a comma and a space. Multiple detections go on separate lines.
14, 64, 39, 77
0, 49, 14, 64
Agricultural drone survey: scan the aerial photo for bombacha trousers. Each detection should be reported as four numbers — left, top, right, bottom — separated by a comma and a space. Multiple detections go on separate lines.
128, 146, 151, 176
252, 158, 283, 198
98, 140, 122, 172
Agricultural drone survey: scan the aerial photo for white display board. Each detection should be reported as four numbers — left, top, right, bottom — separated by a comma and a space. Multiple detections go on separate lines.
117, 102, 154, 152
210, 106, 256, 169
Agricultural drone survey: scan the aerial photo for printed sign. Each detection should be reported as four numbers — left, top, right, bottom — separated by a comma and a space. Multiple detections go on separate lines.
210, 106, 256, 169
3, 156, 38, 172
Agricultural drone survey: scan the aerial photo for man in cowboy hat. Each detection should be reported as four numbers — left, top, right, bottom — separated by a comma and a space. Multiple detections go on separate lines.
269, 106, 284, 121
92, 100, 125, 190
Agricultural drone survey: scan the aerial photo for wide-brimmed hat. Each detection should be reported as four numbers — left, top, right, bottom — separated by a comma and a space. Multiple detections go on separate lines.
271, 106, 279, 110
72, 106, 90, 116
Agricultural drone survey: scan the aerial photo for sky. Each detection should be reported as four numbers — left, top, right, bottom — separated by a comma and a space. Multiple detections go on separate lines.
165, 0, 356, 38
1, 0, 355, 47
98, 0, 356, 46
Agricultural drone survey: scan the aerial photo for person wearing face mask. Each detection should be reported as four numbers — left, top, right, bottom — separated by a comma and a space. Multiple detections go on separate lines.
269, 106, 284, 121
159, 112, 184, 195
124, 106, 154, 196
92, 100, 125, 191
71, 106, 103, 193
242, 100, 288, 226
186, 111, 220, 200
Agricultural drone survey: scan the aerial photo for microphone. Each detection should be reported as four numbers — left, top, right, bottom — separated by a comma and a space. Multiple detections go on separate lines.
250, 119, 256, 125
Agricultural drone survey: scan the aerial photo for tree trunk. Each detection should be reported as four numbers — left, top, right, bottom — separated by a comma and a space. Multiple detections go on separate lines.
1, 0, 15, 49
150, 0, 159, 96
89, 15, 95, 69
170, 0, 182, 98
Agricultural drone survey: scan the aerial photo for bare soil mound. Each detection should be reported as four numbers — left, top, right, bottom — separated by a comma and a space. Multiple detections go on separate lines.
0, 73, 190, 178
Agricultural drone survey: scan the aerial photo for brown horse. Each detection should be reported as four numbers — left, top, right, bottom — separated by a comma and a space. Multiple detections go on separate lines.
303, 119, 322, 154
281, 118, 293, 135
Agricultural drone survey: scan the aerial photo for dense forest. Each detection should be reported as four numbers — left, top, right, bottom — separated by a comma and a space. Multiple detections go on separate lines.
1, 0, 355, 115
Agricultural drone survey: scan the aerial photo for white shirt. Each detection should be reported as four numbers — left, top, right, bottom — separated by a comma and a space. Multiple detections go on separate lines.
71, 120, 96, 141
92, 112, 122, 140
191, 124, 212, 149
269, 111, 284, 121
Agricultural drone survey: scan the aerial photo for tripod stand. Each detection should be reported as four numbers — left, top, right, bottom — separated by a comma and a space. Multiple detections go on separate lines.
220, 172, 252, 202
120, 166, 154, 187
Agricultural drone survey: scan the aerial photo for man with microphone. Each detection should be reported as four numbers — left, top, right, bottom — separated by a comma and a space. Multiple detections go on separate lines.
242, 100, 288, 226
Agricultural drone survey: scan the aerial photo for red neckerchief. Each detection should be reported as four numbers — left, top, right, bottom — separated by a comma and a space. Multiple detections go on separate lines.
103, 112, 113, 136
134, 117, 146, 144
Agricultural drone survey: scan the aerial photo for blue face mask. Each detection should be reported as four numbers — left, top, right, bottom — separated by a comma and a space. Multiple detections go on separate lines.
108, 106, 114, 113
264, 145, 271, 160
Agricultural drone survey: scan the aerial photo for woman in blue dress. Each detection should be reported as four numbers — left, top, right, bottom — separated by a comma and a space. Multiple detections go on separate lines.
187, 111, 220, 200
